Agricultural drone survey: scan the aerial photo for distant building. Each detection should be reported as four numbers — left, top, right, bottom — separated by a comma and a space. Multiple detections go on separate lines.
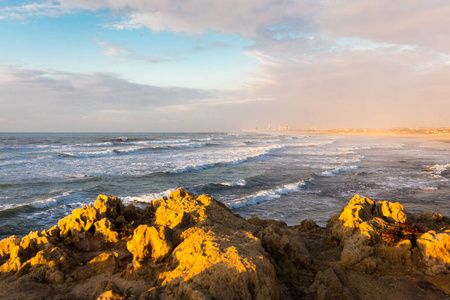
242, 127, 259, 132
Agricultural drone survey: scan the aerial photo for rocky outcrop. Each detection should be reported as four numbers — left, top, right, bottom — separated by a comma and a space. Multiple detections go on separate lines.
0, 190, 449, 299
417, 231, 450, 275
327, 195, 450, 276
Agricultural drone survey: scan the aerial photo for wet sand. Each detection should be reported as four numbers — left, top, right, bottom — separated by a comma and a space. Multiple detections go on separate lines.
296, 131, 450, 149
422, 134, 450, 144
409, 134, 450, 150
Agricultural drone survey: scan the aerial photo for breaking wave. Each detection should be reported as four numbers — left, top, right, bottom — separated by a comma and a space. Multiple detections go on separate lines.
317, 165, 359, 177
226, 180, 307, 209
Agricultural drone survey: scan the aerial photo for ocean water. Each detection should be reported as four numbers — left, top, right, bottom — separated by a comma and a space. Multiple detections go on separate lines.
0, 132, 449, 239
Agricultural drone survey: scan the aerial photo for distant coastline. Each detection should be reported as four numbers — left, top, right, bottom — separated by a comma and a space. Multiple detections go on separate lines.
243, 127, 450, 145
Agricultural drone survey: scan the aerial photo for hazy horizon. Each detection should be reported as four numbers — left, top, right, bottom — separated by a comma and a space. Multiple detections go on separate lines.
1, 126, 449, 134
1, 1, 449, 132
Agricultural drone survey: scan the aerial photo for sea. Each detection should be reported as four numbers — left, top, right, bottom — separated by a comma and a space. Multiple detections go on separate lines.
0, 132, 449, 239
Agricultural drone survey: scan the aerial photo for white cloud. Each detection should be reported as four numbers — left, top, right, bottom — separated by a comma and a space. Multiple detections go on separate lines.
0, 2, 68, 20
49, 1, 450, 52
51, 0, 315, 38
248, 45, 450, 127
97, 40, 167, 63
316, 0, 450, 52
6, 1, 450, 52
0, 65, 200, 110
0, 65, 257, 131
7, 1, 449, 56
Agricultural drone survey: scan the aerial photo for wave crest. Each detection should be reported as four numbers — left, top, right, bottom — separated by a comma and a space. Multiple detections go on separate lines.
226, 180, 306, 209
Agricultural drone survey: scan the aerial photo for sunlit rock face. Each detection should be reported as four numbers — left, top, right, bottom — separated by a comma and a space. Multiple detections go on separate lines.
417, 231, 450, 274
0, 190, 449, 300
328, 195, 450, 275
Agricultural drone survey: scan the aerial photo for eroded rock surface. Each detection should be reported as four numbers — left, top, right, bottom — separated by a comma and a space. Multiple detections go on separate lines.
0, 190, 449, 299
327, 195, 450, 276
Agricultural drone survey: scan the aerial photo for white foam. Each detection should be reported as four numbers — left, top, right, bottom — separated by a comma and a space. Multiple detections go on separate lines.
227, 133, 243, 136
75, 142, 115, 147
194, 137, 225, 142
61, 149, 118, 158
0, 201, 38, 212
0, 191, 75, 212
422, 187, 438, 191
169, 162, 215, 173
380, 175, 444, 190
168, 145, 284, 174
0, 203, 21, 211
226, 180, 306, 209
168, 142, 206, 149
221, 179, 247, 186
66, 142, 207, 158
113, 136, 129, 142
122, 188, 177, 203
68, 174, 88, 178
428, 163, 450, 175
345, 155, 364, 164
31, 198, 58, 208
292, 139, 337, 148
126, 139, 192, 145
31, 191, 74, 208
114, 147, 143, 154
318, 165, 359, 177
126, 142, 207, 151
315, 139, 337, 146
341, 146, 374, 152
259, 138, 282, 144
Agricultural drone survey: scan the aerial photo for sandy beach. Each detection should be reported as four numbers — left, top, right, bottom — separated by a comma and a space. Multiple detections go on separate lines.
418, 133, 450, 144
383, 133, 450, 150
291, 130, 450, 149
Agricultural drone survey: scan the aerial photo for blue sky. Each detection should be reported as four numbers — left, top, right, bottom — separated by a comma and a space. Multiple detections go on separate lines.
0, 8, 255, 89
1, 1, 449, 131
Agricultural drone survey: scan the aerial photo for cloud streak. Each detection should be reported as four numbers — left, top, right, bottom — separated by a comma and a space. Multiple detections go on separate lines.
97, 40, 167, 63
0, 65, 255, 131
0, 66, 217, 108
0, 2, 69, 20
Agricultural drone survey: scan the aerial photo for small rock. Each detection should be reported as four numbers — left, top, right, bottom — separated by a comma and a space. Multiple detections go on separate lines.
94, 195, 125, 220
94, 218, 120, 243
299, 219, 320, 232
96, 290, 123, 300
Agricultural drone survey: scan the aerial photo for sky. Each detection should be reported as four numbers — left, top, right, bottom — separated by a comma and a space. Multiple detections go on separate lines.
0, 0, 449, 132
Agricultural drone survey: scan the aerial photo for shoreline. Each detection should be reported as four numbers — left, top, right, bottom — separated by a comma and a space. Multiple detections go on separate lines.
297, 131, 450, 142
338, 132, 450, 149
285, 130, 450, 149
